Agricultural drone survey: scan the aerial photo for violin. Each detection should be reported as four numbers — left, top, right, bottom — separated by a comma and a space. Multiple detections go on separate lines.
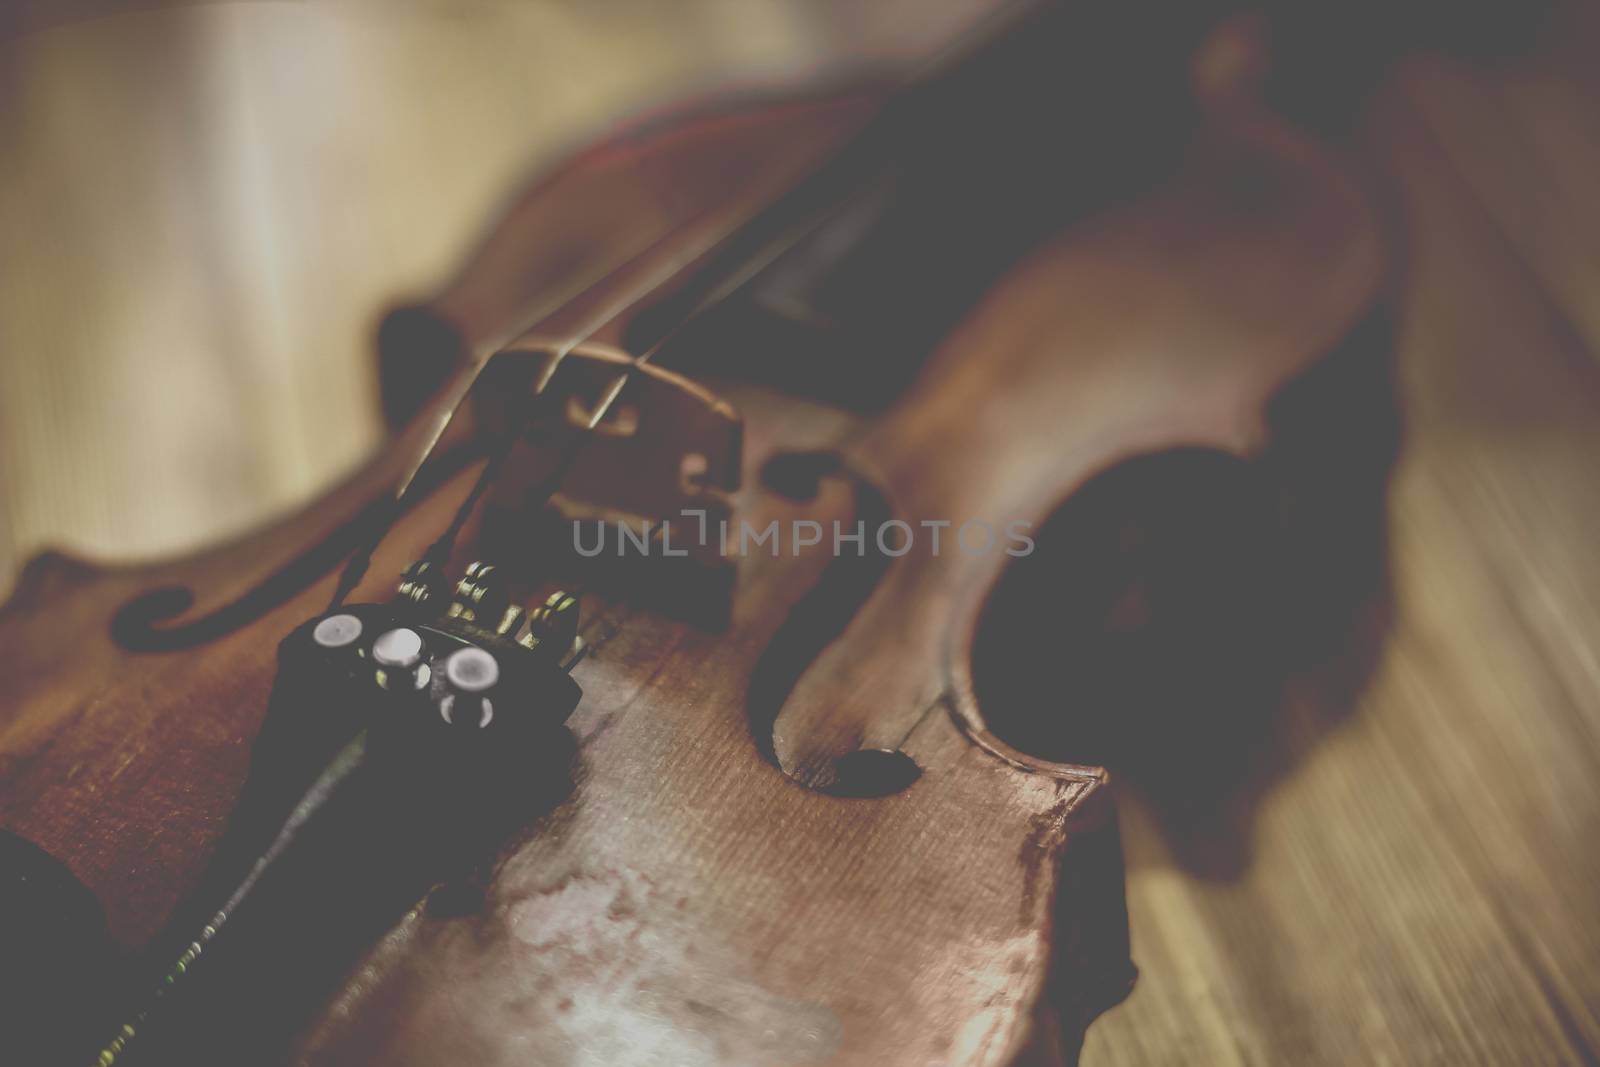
0, 3, 1389, 1064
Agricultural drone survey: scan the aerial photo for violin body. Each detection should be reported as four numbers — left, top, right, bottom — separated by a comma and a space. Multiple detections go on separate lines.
0, 11, 1387, 1066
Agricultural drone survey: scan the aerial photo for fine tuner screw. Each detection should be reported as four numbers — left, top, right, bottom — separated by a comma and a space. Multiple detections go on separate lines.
447, 561, 510, 626
397, 560, 443, 613
401, 563, 584, 668
520, 591, 584, 670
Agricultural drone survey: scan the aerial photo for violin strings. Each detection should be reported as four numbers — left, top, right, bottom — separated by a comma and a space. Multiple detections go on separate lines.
378, 177, 862, 598
386, 192, 750, 503
324, 189, 762, 610
391, 215, 791, 588
510, 194, 862, 552
332, 87, 896, 611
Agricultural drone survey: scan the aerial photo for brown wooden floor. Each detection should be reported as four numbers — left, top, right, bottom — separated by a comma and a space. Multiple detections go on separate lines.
4, 3, 1599, 1064
1088, 13, 1600, 1064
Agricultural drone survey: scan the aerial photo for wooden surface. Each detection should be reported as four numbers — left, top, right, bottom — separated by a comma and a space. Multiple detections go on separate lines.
1084, 11, 1600, 1065
3, 3, 1600, 1065
0, 0, 991, 581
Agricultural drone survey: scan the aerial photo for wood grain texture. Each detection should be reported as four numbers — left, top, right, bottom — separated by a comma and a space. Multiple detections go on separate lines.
1082, 10, 1600, 1064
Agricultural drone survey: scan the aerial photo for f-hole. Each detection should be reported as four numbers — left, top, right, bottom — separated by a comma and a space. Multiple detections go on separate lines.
745, 449, 921, 798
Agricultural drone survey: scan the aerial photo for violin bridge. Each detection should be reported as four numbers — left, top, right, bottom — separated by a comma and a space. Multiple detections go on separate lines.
473, 340, 742, 627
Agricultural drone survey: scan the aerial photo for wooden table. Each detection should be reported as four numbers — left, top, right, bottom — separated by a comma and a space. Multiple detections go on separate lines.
1088, 11, 1600, 1063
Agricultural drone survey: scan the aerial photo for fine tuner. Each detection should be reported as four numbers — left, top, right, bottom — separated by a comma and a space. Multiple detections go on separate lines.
91, 560, 588, 1067
395, 558, 585, 673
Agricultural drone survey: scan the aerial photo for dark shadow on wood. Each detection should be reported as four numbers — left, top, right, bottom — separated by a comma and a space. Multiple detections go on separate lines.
970, 306, 1400, 879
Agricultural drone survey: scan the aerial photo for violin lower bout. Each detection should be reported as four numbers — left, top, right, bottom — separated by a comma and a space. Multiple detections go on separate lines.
294, 497, 1134, 1067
